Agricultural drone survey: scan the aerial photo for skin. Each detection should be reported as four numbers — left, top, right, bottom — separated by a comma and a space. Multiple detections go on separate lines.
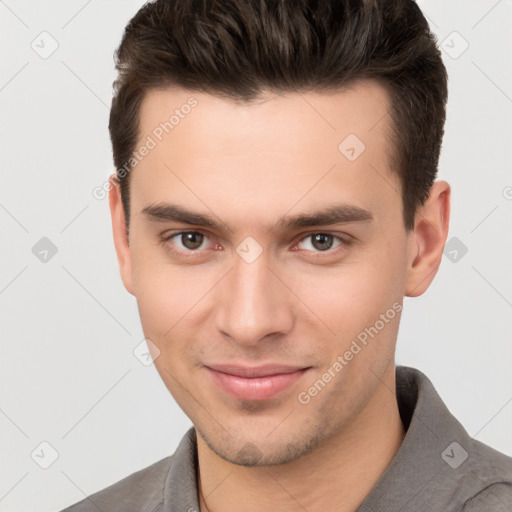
109, 79, 450, 512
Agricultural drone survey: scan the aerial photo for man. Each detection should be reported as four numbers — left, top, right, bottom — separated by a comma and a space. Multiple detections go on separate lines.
62, 0, 512, 510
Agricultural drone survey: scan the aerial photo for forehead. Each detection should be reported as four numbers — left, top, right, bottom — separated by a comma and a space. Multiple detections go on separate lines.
138, 79, 393, 154
130, 80, 401, 231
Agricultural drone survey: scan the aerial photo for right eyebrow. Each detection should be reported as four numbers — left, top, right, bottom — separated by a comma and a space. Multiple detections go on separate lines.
141, 203, 232, 232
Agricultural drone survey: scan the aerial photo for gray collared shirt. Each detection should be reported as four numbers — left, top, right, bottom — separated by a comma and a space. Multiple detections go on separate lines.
62, 366, 512, 511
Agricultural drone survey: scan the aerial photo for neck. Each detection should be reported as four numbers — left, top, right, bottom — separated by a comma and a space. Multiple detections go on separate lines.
196, 366, 405, 512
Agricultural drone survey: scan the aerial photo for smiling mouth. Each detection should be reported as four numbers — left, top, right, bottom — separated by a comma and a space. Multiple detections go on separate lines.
205, 364, 311, 401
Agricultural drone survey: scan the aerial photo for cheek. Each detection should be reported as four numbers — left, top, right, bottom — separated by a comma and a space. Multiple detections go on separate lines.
132, 255, 205, 394
289, 243, 407, 351
130, 243, 219, 356
130, 245, 186, 338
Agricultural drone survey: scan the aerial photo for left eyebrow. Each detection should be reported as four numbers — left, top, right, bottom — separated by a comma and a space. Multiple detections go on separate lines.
141, 202, 374, 234
272, 203, 374, 233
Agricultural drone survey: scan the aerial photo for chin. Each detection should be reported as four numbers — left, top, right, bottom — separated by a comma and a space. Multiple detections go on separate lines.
196, 425, 326, 467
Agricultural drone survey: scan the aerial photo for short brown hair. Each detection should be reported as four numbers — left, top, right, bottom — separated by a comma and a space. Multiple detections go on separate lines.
109, 0, 448, 231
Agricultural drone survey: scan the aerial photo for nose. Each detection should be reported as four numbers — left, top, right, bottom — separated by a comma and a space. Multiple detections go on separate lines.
213, 249, 294, 347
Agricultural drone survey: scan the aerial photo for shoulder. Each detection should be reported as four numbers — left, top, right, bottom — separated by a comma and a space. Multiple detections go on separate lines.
60, 426, 199, 512
60, 455, 174, 512
470, 437, 512, 479
460, 440, 512, 511
462, 482, 512, 511
392, 367, 512, 512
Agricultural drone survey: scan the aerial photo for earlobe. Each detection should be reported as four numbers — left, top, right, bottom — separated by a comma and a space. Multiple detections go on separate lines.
405, 180, 451, 297
108, 174, 135, 296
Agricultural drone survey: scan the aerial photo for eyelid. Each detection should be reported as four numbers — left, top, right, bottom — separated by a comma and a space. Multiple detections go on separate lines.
292, 231, 352, 249
160, 229, 218, 255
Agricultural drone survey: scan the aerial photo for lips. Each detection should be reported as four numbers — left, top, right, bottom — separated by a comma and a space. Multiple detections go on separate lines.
205, 364, 310, 401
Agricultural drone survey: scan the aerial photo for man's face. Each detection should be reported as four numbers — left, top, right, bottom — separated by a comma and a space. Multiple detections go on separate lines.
113, 80, 418, 465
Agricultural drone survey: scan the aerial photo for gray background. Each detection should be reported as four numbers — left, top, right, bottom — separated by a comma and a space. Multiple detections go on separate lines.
1, 1, 511, 510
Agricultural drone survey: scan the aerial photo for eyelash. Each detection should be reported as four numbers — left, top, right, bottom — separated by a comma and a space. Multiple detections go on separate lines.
158, 230, 353, 259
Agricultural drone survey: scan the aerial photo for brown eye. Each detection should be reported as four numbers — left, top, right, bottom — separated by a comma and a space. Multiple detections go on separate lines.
311, 234, 334, 251
179, 232, 205, 250
297, 233, 342, 252
159, 230, 218, 260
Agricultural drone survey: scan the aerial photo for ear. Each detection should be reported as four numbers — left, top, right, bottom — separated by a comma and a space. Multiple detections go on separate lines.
109, 174, 134, 296
405, 180, 451, 297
